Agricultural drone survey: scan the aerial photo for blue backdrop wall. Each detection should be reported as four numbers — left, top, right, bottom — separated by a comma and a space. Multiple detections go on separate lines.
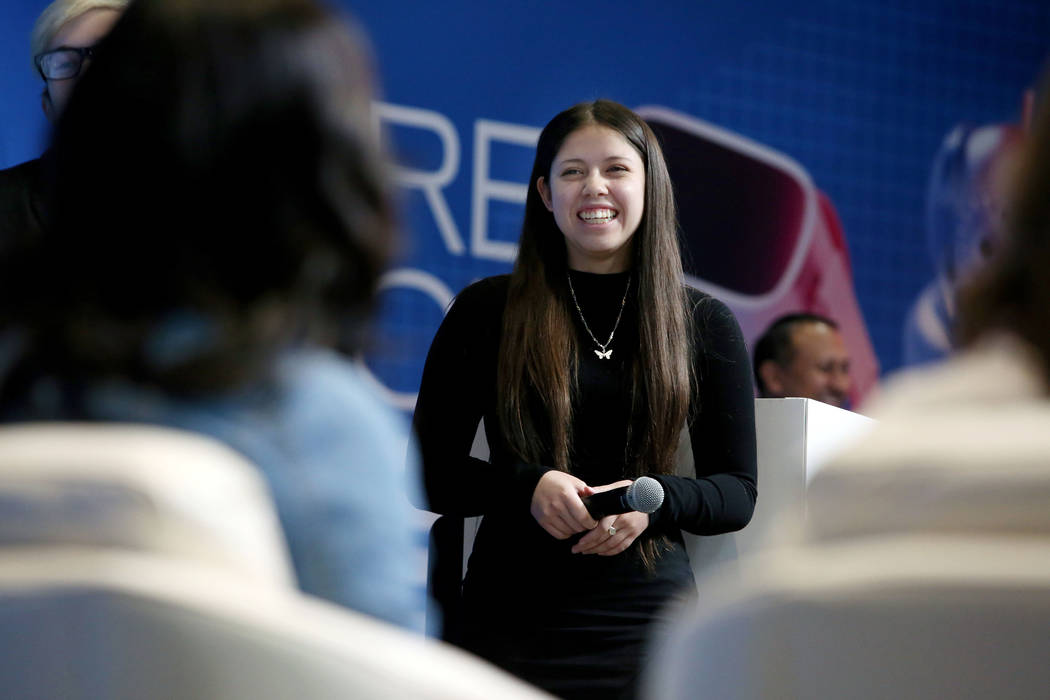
3, 0, 1048, 409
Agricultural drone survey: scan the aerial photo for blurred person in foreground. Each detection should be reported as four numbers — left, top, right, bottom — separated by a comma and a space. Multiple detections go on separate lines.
789, 74, 1050, 534
644, 75, 1050, 700
0, 0, 426, 631
839, 73, 1050, 465
0, 0, 127, 281
752, 313, 852, 409
761, 69, 1050, 554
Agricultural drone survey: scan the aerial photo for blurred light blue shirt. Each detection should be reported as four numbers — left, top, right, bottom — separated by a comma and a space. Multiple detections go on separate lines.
36, 348, 426, 631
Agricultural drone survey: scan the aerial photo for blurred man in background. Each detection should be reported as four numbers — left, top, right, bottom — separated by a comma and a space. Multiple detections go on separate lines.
34, 0, 128, 122
0, 0, 127, 246
753, 313, 852, 409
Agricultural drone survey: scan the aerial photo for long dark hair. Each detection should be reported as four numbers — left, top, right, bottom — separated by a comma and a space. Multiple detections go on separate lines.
5, 0, 392, 397
497, 99, 692, 482
957, 72, 1050, 383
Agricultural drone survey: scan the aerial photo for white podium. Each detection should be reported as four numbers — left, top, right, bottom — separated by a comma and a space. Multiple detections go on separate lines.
684, 398, 874, 586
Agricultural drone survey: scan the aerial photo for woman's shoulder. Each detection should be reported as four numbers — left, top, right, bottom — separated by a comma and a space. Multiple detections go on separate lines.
272, 348, 421, 488
276, 349, 402, 433
443, 274, 511, 325
453, 274, 510, 306
683, 285, 736, 327
681, 286, 749, 365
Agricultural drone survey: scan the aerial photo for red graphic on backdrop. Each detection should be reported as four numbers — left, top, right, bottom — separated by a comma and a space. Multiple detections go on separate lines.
638, 107, 879, 407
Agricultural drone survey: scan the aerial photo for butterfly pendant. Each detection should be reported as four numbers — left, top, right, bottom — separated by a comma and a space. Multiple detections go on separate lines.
594, 348, 612, 360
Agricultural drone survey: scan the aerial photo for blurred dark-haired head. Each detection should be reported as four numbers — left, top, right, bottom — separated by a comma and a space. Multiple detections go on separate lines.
957, 70, 1050, 386
14, 0, 393, 394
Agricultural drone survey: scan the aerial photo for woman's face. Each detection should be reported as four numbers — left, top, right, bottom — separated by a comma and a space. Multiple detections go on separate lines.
538, 124, 645, 273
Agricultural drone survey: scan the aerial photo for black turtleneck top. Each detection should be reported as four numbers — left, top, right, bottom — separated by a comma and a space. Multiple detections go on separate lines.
415, 271, 756, 532
412, 270, 757, 699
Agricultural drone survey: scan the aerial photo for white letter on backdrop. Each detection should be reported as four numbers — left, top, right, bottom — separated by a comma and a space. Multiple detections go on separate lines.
471, 119, 540, 262
375, 102, 464, 255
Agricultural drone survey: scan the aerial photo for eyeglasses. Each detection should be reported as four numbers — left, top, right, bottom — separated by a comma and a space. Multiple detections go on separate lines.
34, 46, 97, 81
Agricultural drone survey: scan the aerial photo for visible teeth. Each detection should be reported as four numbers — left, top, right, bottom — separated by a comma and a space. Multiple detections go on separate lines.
579, 208, 617, 223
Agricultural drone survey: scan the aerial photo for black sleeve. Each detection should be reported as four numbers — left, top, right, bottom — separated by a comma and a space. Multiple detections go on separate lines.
411, 277, 550, 516
650, 294, 758, 535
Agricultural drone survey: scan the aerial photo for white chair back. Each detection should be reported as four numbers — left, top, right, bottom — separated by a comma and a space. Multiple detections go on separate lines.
646, 536, 1050, 700
0, 422, 293, 586
0, 550, 553, 699
0, 423, 552, 698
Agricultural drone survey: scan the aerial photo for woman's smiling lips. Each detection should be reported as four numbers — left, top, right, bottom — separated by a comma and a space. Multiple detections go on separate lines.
577, 207, 619, 224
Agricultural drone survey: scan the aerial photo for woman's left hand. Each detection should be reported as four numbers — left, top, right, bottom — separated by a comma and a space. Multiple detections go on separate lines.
571, 510, 649, 556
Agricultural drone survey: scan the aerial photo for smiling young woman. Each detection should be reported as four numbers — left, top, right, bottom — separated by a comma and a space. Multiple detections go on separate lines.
413, 99, 758, 699
536, 124, 646, 273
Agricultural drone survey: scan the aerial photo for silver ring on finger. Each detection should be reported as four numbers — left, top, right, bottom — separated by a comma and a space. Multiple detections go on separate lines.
607, 525, 617, 536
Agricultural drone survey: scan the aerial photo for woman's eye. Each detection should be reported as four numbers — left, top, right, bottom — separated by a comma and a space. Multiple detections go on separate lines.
561, 168, 582, 176
608, 165, 628, 173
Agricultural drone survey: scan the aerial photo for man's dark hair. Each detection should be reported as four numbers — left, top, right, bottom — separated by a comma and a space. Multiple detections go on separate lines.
752, 313, 839, 395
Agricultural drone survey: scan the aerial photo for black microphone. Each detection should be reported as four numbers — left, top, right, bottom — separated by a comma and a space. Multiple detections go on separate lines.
582, 476, 665, 519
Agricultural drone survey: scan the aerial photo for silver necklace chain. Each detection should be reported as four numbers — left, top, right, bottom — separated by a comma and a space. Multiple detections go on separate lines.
566, 272, 631, 360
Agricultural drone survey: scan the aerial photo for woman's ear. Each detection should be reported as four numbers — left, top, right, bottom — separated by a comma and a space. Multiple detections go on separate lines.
536, 176, 553, 212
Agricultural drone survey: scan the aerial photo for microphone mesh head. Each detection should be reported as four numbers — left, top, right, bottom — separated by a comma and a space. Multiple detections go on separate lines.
625, 476, 665, 513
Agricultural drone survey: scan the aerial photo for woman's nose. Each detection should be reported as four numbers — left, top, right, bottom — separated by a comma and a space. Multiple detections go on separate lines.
582, 171, 608, 196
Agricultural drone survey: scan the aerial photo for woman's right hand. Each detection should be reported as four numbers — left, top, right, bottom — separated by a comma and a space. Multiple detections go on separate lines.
531, 471, 598, 539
